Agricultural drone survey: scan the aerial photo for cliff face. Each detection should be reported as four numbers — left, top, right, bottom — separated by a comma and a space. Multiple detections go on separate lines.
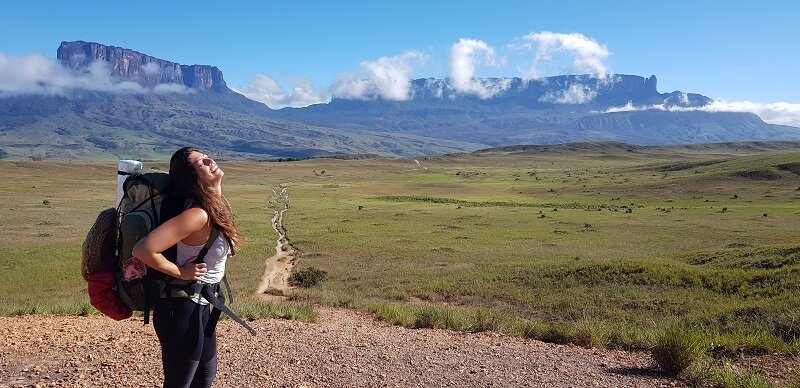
333, 74, 709, 109
57, 41, 228, 92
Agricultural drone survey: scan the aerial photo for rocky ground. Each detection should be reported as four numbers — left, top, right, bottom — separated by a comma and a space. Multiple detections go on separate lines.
0, 307, 692, 388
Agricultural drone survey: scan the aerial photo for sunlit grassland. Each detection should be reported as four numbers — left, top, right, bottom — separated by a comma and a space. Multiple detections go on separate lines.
0, 159, 312, 320
1, 147, 799, 356
277, 150, 800, 354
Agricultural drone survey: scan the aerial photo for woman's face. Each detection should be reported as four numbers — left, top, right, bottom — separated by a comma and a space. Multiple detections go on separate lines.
187, 151, 224, 184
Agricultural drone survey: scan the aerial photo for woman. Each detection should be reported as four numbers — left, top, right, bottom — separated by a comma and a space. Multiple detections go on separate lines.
133, 146, 241, 388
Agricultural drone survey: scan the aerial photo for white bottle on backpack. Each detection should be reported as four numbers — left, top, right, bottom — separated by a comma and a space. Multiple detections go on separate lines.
116, 160, 143, 208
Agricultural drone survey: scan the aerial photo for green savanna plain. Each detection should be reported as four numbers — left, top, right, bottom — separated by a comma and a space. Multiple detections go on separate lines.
1, 143, 799, 355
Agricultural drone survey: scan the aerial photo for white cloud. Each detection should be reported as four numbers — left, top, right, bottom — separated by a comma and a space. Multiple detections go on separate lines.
515, 31, 611, 79
330, 74, 371, 100
331, 51, 425, 101
698, 100, 800, 127
140, 62, 161, 76
604, 101, 638, 113
604, 100, 800, 127
234, 74, 328, 108
448, 38, 507, 98
0, 52, 191, 96
153, 83, 192, 94
362, 51, 424, 100
540, 84, 598, 104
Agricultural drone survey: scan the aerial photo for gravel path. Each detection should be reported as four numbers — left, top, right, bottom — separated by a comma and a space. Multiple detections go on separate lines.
0, 308, 683, 388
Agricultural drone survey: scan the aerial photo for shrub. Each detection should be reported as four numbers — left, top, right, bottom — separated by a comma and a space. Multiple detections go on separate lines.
288, 267, 328, 288
651, 323, 707, 376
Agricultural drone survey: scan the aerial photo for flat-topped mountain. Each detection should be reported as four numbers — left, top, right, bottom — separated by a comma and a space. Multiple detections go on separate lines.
374, 75, 709, 108
0, 41, 798, 160
275, 75, 794, 146
57, 41, 229, 92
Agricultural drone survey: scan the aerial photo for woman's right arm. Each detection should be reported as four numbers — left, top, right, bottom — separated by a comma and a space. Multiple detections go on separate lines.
132, 207, 209, 281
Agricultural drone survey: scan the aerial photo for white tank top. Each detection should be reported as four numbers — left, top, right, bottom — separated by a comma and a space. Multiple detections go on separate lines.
176, 233, 230, 305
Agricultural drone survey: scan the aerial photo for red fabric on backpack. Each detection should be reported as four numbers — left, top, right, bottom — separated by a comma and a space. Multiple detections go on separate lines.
87, 263, 132, 321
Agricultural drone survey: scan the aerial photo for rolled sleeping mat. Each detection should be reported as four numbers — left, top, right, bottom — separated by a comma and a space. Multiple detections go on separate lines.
81, 208, 117, 280
116, 160, 143, 209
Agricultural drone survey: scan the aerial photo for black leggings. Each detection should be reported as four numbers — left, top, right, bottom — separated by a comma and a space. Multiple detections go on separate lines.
153, 299, 218, 388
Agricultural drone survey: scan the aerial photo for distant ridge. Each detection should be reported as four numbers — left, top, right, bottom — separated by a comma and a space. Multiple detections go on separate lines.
474, 140, 800, 155
474, 141, 647, 153
329, 74, 710, 108
275, 74, 800, 147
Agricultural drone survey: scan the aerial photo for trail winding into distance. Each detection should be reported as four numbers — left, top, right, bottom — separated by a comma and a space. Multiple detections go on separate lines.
256, 186, 298, 295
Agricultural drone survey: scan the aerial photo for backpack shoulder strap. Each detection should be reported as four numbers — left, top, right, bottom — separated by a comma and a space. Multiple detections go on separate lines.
159, 195, 186, 263
195, 227, 220, 264
160, 195, 186, 223
201, 284, 257, 336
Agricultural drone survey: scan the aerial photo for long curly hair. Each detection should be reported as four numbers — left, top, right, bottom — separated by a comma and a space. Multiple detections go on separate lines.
169, 146, 241, 248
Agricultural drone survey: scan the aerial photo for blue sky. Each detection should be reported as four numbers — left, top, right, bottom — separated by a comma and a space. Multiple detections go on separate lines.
1, 1, 798, 122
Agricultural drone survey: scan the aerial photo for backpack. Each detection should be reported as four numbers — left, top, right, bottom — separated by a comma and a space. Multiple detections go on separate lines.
82, 170, 256, 336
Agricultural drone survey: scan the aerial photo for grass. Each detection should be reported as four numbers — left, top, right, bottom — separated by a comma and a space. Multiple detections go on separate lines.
684, 360, 773, 388
0, 301, 96, 317
231, 298, 317, 322
2, 146, 800, 385
365, 302, 519, 333
0, 297, 317, 323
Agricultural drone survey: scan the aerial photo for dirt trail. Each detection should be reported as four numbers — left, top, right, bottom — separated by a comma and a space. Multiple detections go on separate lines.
256, 186, 298, 295
406, 159, 428, 172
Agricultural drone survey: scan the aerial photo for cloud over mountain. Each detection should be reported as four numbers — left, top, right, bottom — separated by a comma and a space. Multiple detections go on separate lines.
448, 38, 508, 98
605, 100, 800, 127
140, 62, 161, 76
241, 32, 615, 104
331, 51, 425, 101
7, 33, 795, 130
0, 52, 192, 96
540, 83, 598, 104
234, 74, 328, 108
514, 31, 611, 79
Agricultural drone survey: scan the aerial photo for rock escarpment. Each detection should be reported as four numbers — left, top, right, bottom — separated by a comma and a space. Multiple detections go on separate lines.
367, 74, 710, 108
57, 41, 229, 92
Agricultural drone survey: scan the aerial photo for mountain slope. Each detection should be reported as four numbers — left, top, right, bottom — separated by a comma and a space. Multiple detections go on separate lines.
0, 91, 486, 160
0, 41, 488, 159
275, 75, 800, 146
1, 41, 798, 160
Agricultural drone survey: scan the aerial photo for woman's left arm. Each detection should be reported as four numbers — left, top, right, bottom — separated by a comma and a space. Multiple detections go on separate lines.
132, 207, 209, 280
